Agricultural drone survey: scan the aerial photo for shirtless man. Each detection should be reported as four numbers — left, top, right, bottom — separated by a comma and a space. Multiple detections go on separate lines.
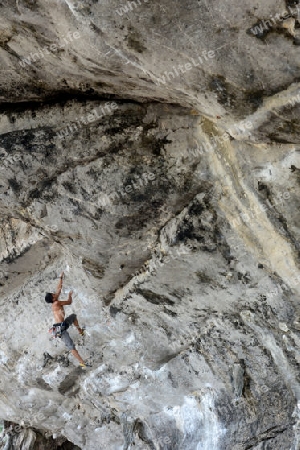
45, 272, 88, 368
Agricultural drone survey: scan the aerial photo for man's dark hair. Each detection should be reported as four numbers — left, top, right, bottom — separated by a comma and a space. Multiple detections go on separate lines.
45, 293, 53, 303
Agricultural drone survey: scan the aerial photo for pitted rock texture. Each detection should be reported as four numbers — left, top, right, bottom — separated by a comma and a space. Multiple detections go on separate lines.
0, 1, 300, 450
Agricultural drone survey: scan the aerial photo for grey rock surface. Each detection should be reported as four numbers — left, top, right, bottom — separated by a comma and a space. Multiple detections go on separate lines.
0, 1, 300, 449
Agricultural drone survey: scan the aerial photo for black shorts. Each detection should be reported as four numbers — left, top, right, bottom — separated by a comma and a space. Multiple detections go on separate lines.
64, 313, 77, 327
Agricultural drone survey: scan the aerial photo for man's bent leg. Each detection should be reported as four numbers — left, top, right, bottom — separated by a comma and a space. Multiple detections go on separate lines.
71, 349, 85, 365
65, 314, 84, 335
61, 331, 86, 365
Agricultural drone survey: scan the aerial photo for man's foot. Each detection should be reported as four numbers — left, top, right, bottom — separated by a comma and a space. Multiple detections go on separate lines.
79, 362, 92, 369
77, 326, 85, 336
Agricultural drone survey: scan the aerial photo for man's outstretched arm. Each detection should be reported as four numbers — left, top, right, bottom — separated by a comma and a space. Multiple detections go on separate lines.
58, 290, 73, 306
55, 271, 64, 297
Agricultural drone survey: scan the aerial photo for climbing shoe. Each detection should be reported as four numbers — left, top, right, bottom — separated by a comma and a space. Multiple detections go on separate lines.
78, 326, 85, 336
79, 362, 92, 369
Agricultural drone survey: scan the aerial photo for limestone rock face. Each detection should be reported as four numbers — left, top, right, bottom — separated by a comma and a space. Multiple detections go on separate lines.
1, 1, 300, 449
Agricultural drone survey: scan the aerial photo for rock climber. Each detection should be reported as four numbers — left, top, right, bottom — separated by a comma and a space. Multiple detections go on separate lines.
45, 271, 90, 368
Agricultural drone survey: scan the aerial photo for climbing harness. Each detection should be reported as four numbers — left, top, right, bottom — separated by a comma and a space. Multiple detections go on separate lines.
48, 322, 69, 338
